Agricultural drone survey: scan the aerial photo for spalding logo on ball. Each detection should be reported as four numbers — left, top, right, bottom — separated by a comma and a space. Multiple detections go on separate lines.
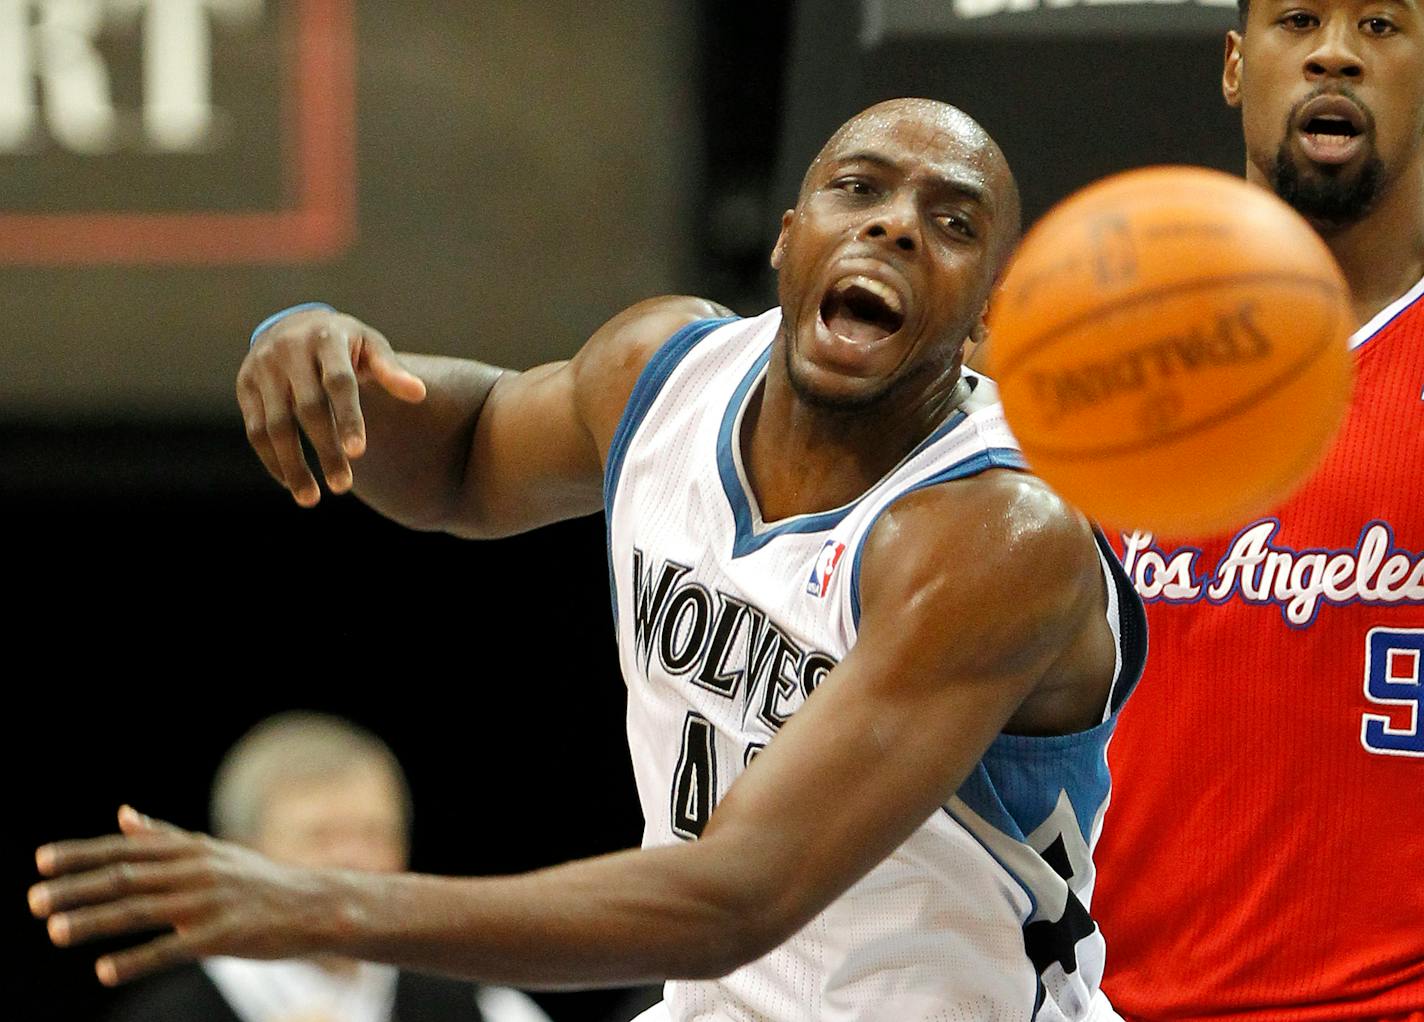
986, 165, 1355, 536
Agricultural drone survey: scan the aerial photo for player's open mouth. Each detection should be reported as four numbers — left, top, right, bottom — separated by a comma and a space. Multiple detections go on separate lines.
819, 275, 906, 344
1295, 96, 1367, 165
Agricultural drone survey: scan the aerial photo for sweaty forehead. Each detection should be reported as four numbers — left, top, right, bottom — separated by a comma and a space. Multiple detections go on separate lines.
836, 106, 975, 152
815, 104, 1008, 192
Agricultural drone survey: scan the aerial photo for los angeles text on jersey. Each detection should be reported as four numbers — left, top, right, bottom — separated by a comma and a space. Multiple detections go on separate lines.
631, 548, 838, 730
1120, 520, 1424, 626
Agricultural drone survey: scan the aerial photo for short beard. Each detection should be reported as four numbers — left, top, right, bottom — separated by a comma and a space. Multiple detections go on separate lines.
1271, 141, 1384, 231
783, 340, 894, 412
782, 329, 964, 414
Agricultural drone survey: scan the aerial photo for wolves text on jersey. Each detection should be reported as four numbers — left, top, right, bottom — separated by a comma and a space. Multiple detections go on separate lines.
632, 548, 839, 731
1120, 520, 1424, 627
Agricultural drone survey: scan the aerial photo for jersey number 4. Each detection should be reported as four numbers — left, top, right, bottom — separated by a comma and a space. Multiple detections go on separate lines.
1361, 628, 1424, 758
671, 713, 765, 839
672, 713, 718, 839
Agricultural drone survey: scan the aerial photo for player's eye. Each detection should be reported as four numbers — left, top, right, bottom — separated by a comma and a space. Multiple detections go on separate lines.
1279, 11, 1319, 29
1360, 15, 1397, 35
937, 213, 977, 241
832, 178, 875, 196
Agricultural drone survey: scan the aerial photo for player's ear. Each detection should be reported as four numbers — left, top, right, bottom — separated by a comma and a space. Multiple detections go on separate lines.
1223, 31, 1245, 109
770, 209, 794, 269
964, 307, 992, 376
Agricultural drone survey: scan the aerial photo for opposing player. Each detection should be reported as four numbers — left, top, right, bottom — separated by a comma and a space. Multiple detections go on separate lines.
31, 100, 1145, 1021
1093, 2, 1424, 1018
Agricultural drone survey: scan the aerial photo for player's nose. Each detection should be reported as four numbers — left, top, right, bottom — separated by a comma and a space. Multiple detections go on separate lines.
1304, 18, 1364, 81
858, 191, 919, 253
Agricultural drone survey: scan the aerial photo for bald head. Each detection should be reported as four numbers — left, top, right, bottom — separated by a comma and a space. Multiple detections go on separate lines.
771, 98, 1026, 411
799, 99, 1022, 271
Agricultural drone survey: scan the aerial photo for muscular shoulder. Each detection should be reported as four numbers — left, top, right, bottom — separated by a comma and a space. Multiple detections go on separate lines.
571, 295, 734, 456
858, 470, 1104, 688
864, 470, 1097, 595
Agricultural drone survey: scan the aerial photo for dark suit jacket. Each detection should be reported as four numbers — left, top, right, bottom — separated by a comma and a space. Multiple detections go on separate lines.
104, 963, 488, 1022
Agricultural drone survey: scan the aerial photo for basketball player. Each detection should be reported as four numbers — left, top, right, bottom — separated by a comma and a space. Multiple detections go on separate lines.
31, 99, 1146, 1021
1091, 2, 1424, 1019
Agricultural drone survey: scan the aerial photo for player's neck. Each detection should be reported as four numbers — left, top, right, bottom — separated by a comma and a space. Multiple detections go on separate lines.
741, 358, 968, 523
1320, 170, 1424, 328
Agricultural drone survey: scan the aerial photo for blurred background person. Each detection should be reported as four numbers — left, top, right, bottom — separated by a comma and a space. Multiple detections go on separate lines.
104, 712, 553, 1022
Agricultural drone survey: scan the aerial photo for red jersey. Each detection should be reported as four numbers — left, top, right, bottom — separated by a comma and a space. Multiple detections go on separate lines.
1094, 275, 1424, 1022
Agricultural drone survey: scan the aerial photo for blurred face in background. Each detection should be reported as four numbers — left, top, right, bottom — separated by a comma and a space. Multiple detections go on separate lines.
251, 760, 408, 873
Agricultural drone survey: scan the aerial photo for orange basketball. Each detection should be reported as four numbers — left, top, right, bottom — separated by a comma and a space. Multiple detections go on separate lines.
986, 166, 1355, 536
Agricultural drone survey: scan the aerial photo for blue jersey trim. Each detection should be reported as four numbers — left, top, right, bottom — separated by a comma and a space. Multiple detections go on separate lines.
715, 367, 993, 560
848, 446, 1029, 627
1095, 527, 1147, 717
976, 721, 1116, 850
604, 316, 737, 624
948, 531, 1147, 849
716, 347, 854, 559
941, 799, 1040, 920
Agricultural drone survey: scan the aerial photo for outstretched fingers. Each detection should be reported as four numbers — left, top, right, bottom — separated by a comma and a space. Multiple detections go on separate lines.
93, 921, 229, 987
31, 854, 215, 918
35, 829, 195, 882
292, 369, 353, 496
239, 375, 288, 490
47, 890, 215, 949
238, 313, 373, 505
318, 343, 367, 459
239, 337, 321, 505
258, 382, 322, 506
236, 310, 427, 504
32, 808, 316, 988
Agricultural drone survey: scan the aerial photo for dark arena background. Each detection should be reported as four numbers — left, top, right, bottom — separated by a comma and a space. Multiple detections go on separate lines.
8, 2, 1240, 1019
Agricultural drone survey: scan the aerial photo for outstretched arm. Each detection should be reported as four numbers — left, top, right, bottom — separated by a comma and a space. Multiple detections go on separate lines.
236, 296, 729, 536
29, 472, 1112, 989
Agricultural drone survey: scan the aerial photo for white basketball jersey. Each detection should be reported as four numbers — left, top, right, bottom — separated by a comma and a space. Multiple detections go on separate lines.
604, 310, 1146, 1022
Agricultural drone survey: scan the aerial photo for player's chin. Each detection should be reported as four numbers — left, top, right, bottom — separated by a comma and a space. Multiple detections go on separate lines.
785, 354, 896, 411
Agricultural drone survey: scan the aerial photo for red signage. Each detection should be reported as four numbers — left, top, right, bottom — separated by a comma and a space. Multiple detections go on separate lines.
0, 0, 355, 265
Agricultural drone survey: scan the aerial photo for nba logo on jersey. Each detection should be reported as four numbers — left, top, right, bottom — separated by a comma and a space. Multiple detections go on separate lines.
806, 540, 847, 597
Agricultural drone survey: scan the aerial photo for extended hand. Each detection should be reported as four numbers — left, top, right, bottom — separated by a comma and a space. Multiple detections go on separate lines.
238, 308, 427, 506
29, 807, 334, 986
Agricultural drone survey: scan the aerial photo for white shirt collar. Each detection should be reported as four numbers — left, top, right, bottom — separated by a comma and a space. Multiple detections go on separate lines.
201, 957, 399, 1022
1350, 270, 1424, 351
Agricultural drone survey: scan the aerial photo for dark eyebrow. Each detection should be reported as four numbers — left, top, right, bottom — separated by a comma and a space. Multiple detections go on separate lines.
832, 150, 991, 208
1352, 0, 1422, 23
1296, 0, 1418, 11
1255, 0, 1416, 15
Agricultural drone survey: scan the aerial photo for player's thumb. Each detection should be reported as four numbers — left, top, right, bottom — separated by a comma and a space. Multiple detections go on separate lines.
363, 335, 427, 403
117, 805, 178, 836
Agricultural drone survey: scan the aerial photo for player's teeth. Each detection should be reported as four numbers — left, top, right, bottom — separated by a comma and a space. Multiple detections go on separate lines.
841, 276, 903, 314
